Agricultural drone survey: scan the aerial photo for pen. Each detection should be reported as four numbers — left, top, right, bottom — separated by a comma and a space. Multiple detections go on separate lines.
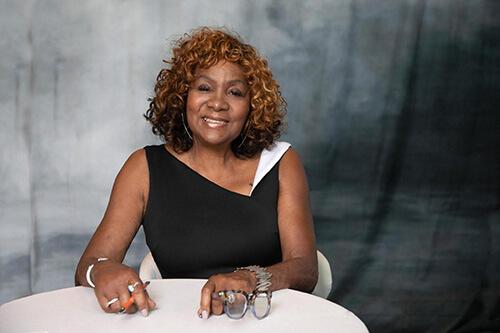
119, 280, 151, 314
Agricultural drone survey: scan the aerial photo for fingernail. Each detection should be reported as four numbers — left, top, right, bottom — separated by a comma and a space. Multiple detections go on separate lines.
202, 310, 209, 320
141, 309, 149, 317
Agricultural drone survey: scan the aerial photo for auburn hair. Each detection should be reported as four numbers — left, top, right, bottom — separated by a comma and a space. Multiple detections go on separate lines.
144, 27, 286, 158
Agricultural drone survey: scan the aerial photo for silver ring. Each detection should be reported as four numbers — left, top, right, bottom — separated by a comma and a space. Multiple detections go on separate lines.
106, 297, 119, 308
127, 281, 141, 293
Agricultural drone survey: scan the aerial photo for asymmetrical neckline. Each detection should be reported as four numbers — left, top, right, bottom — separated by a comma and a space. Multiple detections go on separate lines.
161, 145, 257, 198
161, 142, 291, 198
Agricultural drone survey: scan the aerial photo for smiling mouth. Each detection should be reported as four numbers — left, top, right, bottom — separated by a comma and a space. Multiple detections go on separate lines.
202, 117, 228, 127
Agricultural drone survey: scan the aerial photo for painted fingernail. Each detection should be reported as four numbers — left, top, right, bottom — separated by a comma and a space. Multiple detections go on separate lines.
141, 309, 149, 317
202, 310, 209, 320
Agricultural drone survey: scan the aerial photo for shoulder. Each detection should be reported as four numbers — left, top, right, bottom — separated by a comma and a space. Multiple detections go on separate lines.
279, 147, 305, 178
265, 141, 291, 155
277, 144, 308, 191
260, 140, 304, 178
266, 141, 302, 172
276, 147, 311, 214
115, 147, 149, 188
124, 144, 166, 170
260, 141, 292, 167
123, 148, 148, 170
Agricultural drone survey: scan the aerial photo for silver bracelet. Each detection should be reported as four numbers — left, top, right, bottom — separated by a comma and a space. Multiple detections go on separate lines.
85, 257, 109, 288
236, 265, 272, 292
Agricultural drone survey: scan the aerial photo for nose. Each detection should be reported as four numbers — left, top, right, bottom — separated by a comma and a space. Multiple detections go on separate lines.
207, 91, 229, 112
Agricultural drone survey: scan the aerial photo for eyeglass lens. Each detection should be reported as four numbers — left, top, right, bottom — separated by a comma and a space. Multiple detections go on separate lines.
253, 293, 271, 319
225, 291, 248, 319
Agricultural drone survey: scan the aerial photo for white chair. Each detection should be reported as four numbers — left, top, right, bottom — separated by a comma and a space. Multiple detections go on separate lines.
139, 251, 162, 280
139, 250, 332, 299
311, 250, 333, 299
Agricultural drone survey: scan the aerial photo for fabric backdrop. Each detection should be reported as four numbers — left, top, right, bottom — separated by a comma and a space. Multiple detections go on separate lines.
1, 1, 499, 332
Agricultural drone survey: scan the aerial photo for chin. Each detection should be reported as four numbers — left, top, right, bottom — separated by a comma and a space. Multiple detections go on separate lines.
198, 134, 236, 147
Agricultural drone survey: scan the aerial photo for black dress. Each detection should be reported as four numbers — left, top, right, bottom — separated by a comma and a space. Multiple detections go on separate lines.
141, 145, 284, 278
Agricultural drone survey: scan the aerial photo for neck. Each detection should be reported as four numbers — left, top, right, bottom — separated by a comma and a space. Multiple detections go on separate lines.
188, 141, 237, 170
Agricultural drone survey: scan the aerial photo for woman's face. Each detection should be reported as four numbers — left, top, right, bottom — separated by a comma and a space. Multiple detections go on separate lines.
186, 61, 250, 149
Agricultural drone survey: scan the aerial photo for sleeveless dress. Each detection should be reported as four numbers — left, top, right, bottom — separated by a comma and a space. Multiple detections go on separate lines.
141, 141, 291, 278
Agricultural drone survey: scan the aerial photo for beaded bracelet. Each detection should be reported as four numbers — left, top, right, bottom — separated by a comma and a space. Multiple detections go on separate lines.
236, 265, 272, 292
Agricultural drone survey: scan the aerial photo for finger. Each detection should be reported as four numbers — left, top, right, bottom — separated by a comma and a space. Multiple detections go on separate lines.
211, 296, 224, 316
107, 296, 123, 313
95, 288, 122, 314
100, 289, 124, 313
147, 296, 157, 310
131, 285, 150, 317
119, 287, 137, 314
199, 279, 216, 319
141, 285, 156, 310
97, 294, 118, 313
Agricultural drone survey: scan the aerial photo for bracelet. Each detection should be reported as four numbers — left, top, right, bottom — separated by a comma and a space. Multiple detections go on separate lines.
85, 257, 109, 288
236, 265, 272, 292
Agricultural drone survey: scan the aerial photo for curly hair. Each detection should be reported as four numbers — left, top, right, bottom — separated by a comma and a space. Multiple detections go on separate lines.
144, 27, 286, 158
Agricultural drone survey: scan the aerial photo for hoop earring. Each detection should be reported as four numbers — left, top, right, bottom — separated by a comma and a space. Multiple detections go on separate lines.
181, 112, 193, 140
237, 119, 251, 149
237, 133, 247, 149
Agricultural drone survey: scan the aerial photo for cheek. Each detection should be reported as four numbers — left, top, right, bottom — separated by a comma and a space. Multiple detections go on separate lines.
185, 94, 196, 114
186, 91, 207, 110
236, 101, 251, 121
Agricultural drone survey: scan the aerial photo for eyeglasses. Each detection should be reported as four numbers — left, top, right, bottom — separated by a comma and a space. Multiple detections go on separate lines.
212, 290, 272, 319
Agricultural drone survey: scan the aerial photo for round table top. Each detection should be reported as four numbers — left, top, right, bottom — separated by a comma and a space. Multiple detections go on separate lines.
0, 279, 368, 333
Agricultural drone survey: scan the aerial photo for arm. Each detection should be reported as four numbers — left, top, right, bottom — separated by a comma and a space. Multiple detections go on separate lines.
265, 148, 318, 292
74, 148, 155, 315
199, 148, 318, 317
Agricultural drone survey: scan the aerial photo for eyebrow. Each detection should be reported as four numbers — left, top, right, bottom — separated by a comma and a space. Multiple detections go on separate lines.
196, 75, 247, 86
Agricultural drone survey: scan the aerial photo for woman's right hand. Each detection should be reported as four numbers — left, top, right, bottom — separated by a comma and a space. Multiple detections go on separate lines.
91, 260, 157, 316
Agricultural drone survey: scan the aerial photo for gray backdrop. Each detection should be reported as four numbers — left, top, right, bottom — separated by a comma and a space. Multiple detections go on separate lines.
1, 1, 499, 332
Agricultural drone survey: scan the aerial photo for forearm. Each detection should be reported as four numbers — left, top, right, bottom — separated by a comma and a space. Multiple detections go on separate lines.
267, 256, 318, 293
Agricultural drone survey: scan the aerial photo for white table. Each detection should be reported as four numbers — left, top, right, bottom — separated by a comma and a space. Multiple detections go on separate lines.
0, 279, 368, 333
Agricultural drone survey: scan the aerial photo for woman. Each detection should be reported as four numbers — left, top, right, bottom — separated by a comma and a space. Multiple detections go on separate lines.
75, 27, 318, 319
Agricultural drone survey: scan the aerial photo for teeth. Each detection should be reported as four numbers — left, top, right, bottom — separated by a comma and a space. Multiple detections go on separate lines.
203, 117, 227, 125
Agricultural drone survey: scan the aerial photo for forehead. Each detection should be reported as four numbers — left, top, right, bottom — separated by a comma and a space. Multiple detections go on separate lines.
195, 61, 245, 80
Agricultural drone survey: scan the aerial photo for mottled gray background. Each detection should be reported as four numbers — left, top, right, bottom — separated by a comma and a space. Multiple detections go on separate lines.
1, 1, 499, 332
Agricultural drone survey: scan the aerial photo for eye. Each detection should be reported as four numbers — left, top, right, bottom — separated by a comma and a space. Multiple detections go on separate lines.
197, 84, 211, 92
229, 89, 244, 97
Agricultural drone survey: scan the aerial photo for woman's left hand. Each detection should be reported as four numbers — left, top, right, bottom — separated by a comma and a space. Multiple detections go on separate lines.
198, 270, 257, 319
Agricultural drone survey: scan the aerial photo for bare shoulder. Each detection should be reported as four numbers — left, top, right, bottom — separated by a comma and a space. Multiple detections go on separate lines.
113, 148, 149, 201
124, 148, 147, 168
279, 148, 307, 180
278, 147, 310, 199
118, 148, 148, 178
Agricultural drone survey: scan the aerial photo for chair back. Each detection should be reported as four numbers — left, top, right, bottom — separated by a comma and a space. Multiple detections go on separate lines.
311, 250, 333, 298
139, 251, 161, 280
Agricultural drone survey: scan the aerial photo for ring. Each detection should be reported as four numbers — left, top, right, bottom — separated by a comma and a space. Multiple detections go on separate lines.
127, 281, 141, 293
212, 291, 225, 299
106, 297, 119, 308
